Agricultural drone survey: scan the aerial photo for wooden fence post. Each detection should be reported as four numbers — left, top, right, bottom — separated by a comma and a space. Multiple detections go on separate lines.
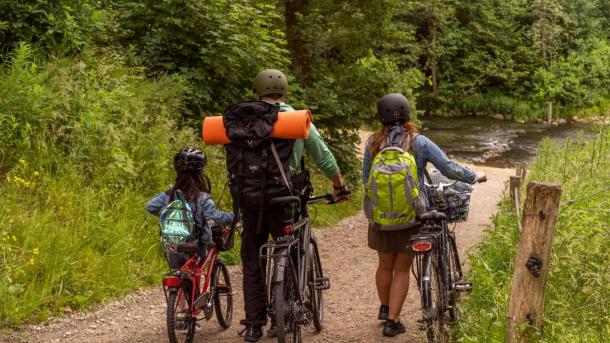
516, 162, 527, 180
507, 182, 562, 342
547, 102, 553, 126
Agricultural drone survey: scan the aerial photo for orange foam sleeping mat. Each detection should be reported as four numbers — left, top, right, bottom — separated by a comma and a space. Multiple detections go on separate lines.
202, 110, 313, 145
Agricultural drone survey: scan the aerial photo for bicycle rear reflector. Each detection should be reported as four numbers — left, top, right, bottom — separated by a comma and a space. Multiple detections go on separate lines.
163, 277, 181, 287
412, 241, 433, 252
283, 225, 294, 234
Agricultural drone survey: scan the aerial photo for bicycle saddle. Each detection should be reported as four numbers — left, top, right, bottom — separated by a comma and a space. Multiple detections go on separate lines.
270, 195, 301, 207
418, 210, 447, 221
177, 241, 199, 254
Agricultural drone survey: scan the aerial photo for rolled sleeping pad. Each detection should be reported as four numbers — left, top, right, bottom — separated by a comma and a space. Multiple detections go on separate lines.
202, 110, 313, 145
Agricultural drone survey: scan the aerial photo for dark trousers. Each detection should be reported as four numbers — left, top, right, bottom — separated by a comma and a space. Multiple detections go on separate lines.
240, 208, 291, 327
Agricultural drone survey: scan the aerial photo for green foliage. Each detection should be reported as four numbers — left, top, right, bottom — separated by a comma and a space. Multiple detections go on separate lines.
0, 46, 193, 327
115, 0, 290, 116
0, 1, 118, 59
457, 128, 610, 342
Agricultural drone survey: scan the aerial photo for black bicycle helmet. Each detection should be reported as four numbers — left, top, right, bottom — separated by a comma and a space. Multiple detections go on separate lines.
376, 93, 411, 124
173, 146, 207, 173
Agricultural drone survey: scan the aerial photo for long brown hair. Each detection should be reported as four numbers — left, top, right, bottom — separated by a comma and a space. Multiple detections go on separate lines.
368, 121, 418, 157
167, 171, 210, 202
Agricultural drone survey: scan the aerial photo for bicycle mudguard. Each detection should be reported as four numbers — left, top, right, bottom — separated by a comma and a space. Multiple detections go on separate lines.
273, 253, 288, 284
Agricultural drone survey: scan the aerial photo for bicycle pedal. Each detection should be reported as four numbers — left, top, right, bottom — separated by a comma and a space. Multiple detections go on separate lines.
313, 277, 330, 290
454, 281, 473, 293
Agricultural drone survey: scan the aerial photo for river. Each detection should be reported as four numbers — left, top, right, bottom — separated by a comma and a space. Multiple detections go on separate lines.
420, 116, 598, 167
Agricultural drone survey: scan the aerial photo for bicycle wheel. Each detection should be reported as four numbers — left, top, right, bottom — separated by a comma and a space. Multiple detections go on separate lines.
213, 260, 233, 329
420, 252, 446, 343
274, 267, 302, 343
308, 242, 324, 332
445, 232, 461, 322
167, 286, 196, 343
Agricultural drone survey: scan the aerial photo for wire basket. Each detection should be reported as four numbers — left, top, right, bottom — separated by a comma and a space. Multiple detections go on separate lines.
443, 191, 471, 223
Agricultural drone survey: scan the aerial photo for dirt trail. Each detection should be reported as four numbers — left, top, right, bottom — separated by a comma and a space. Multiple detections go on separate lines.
2, 163, 512, 343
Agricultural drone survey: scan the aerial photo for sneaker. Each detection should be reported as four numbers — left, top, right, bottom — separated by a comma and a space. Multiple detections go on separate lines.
377, 304, 389, 321
240, 325, 263, 342
267, 323, 277, 338
382, 319, 406, 337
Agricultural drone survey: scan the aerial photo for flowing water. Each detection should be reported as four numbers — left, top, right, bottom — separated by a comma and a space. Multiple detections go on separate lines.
420, 116, 598, 167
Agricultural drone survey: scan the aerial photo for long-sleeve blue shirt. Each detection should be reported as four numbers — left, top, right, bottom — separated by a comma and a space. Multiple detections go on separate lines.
146, 191, 234, 243
362, 125, 476, 200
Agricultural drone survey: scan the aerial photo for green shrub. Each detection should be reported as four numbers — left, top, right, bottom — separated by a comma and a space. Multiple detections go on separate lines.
0, 45, 194, 327
457, 128, 610, 342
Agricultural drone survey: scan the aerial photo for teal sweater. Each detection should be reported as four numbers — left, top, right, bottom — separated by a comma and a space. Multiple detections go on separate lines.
279, 103, 340, 179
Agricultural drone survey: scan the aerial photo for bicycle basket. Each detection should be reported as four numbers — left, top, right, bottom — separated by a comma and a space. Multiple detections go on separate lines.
427, 170, 472, 223
212, 225, 235, 252
442, 189, 471, 223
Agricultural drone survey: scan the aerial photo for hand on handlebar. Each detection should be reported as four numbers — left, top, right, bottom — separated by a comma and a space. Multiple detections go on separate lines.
331, 187, 351, 204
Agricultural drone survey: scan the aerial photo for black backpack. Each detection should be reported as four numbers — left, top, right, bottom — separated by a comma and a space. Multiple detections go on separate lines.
223, 101, 295, 222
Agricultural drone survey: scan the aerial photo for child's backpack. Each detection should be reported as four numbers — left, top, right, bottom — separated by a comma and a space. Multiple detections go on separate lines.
364, 146, 425, 230
159, 190, 195, 267
223, 101, 295, 228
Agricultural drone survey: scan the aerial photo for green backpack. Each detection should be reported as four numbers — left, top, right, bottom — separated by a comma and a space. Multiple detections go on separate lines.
364, 146, 425, 230
159, 190, 195, 254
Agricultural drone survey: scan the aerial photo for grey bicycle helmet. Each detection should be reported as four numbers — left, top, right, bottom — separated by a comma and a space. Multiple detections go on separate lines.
173, 146, 207, 173
377, 93, 411, 124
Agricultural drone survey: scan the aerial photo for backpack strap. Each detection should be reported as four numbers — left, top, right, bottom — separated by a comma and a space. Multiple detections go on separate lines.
270, 141, 293, 196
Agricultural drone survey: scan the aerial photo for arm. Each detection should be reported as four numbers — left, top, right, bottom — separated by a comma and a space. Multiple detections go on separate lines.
420, 135, 477, 184
200, 195, 235, 227
146, 192, 169, 217
303, 124, 341, 180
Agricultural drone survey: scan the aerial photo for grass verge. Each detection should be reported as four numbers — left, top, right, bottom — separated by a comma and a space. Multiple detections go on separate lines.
457, 127, 610, 342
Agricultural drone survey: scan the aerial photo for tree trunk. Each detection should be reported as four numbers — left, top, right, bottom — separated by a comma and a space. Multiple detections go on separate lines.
431, 26, 438, 95
285, 0, 310, 83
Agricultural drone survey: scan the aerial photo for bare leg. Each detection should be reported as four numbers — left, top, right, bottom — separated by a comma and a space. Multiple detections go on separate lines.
388, 252, 414, 320
376, 252, 396, 306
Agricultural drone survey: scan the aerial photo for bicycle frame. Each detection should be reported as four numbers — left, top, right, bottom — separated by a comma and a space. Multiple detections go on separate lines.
259, 216, 311, 311
162, 245, 219, 317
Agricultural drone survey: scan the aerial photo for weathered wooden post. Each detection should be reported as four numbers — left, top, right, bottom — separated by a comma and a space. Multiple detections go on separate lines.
516, 162, 527, 180
547, 102, 553, 126
507, 182, 562, 342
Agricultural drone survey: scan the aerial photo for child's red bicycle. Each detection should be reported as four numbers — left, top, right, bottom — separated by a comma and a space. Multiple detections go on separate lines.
162, 232, 233, 343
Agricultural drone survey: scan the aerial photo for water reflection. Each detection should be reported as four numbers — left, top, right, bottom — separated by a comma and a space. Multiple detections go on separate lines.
420, 116, 597, 167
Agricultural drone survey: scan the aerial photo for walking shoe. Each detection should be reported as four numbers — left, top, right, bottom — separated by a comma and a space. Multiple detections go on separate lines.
267, 323, 277, 338
382, 319, 406, 337
239, 325, 263, 342
377, 304, 389, 321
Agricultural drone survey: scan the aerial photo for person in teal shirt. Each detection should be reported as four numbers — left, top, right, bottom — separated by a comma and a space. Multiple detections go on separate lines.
238, 69, 348, 342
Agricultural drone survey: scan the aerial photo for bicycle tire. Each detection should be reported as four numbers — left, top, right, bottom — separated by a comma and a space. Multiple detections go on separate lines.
446, 232, 462, 322
274, 268, 302, 343
167, 287, 196, 343
308, 242, 324, 332
421, 252, 446, 343
213, 260, 233, 329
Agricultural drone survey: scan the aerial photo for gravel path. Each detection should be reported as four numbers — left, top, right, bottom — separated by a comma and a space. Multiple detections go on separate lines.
2, 166, 513, 343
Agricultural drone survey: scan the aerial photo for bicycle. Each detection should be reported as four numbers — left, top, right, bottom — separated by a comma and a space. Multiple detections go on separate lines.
411, 174, 478, 342
161, 231, 233, 343
259, 180, 349, 343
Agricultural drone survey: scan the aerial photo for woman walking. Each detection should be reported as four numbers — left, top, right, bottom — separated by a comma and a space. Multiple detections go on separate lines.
362, 93, 485, 336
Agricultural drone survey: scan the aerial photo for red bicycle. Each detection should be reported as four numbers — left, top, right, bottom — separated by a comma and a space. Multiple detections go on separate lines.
162, 233, 233, 343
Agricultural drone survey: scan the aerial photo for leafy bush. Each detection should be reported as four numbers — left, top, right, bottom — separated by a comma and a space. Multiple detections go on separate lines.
0, 45, 193, 327
458, 128, 610, 342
